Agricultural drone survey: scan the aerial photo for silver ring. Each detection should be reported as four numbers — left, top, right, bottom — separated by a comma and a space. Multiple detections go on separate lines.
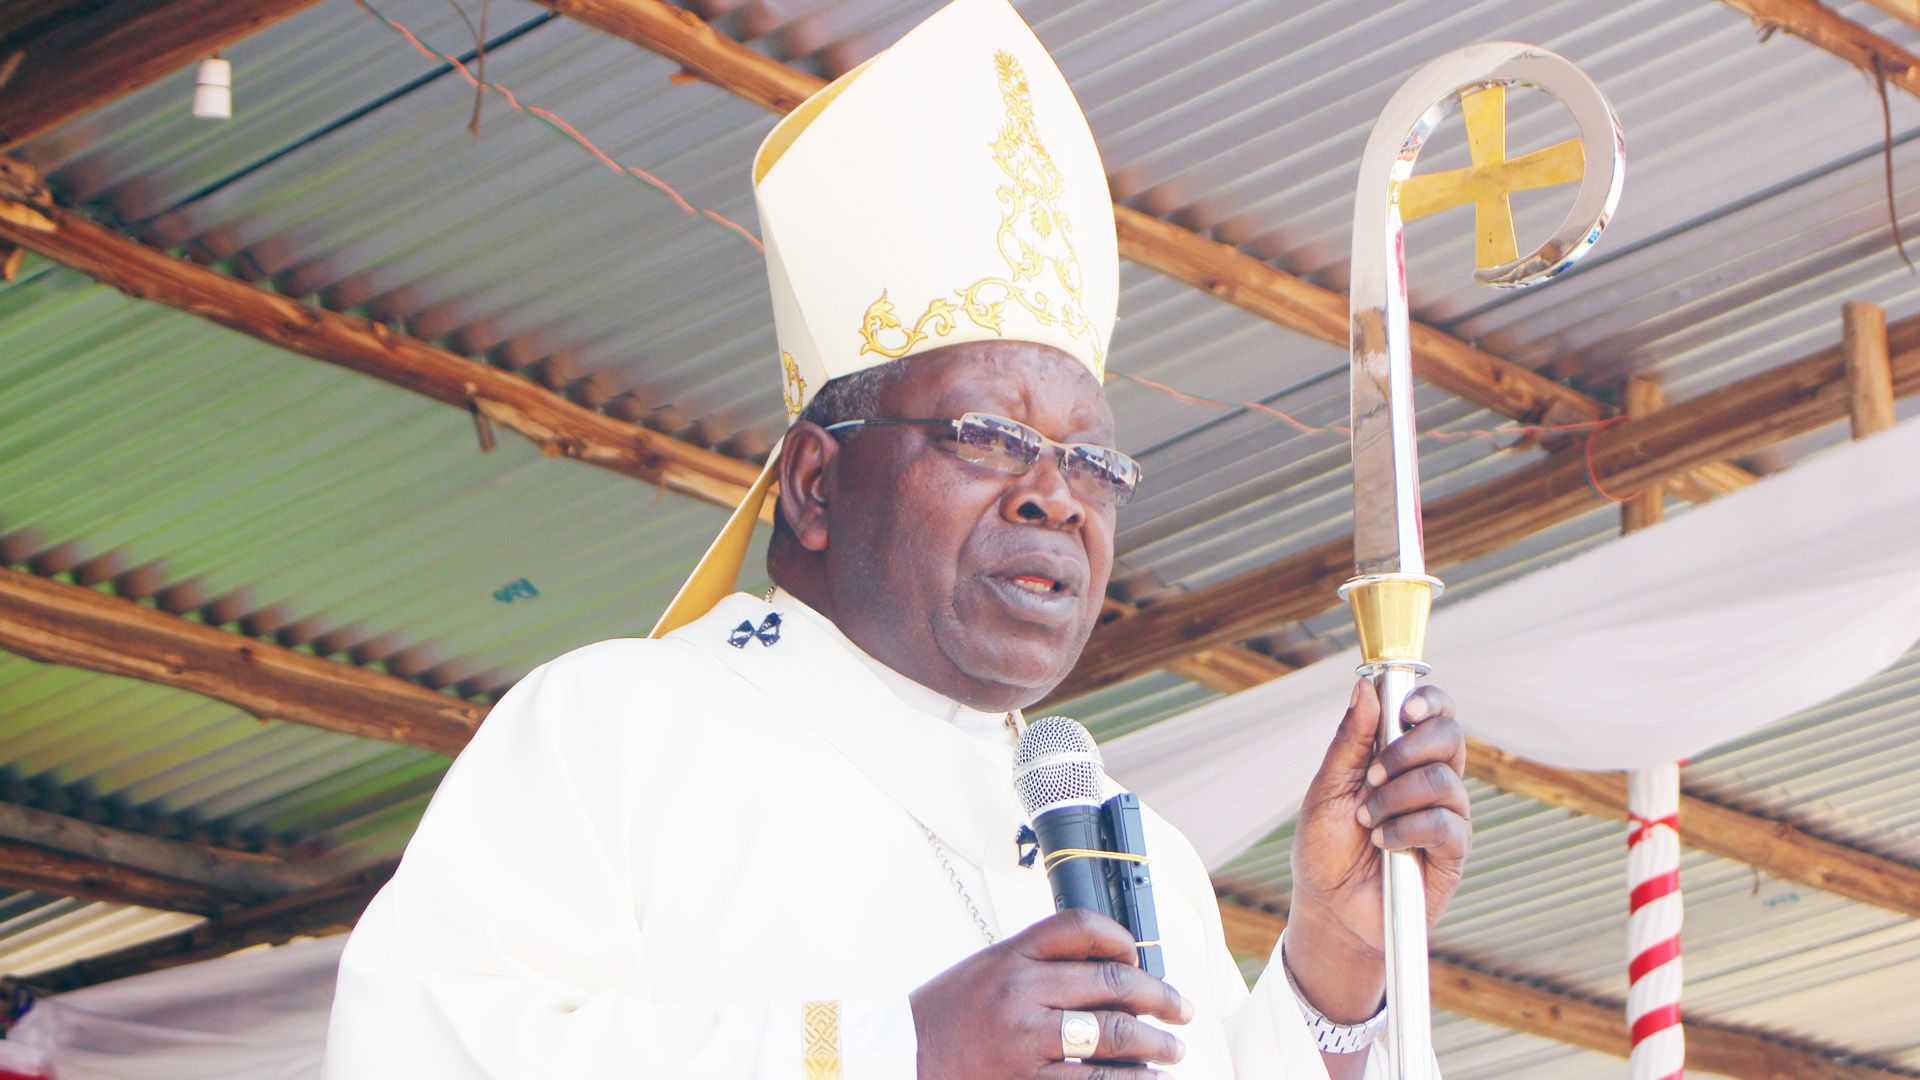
1060, 1009, 1100, 1059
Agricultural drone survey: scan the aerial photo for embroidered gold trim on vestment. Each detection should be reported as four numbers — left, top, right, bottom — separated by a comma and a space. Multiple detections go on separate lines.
802, 1000, 841, 1080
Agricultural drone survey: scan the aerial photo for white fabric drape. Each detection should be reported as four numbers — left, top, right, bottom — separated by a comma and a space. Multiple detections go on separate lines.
1106, 419, 1920, 869
0, 935, 345, 1080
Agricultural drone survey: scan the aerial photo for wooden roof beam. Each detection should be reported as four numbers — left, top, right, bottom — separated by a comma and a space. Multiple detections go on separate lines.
1220, 903, 1912, 1080
1053, 305, 1920, 702
0, 800, 328, 900
0, 566, 482, 757
0, 0, 330, 151
1163, 645, 1920, 921
1717, 0, 1920, 99
0, 797, 334, 917
0, 158, 764, 516
0, 836, 233, 916
19, 861, 396, 993
1470, 739, 1920, 920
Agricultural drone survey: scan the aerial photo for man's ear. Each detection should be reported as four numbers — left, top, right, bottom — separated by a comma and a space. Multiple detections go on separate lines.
776, 422, 836, 552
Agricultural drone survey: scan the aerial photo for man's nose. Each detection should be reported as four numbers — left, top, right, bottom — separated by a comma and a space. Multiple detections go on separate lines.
1001, 449, 1084, 528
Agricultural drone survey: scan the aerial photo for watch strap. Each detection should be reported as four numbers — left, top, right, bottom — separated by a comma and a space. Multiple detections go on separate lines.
1279, 931, 1389, 1054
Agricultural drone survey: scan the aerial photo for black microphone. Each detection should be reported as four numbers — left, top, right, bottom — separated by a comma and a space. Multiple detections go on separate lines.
1013, 716, 1165, 978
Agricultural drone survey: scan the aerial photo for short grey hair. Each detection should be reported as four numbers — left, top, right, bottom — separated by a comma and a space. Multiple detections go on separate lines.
773, 358, 915, 537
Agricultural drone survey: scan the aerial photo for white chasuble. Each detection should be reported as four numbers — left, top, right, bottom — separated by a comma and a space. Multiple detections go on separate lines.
323, 591, 1339, 1080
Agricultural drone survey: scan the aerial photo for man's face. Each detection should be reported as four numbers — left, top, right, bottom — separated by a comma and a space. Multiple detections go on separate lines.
815, 341, 1118, 711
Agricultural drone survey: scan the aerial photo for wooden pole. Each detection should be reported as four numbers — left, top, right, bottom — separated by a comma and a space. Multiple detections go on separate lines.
1221, 903, 1912, 1080
1054, 309, 1920, 701
0, 160, 764, 516
1842, 300, 1897, 439
1621, 375, 1666, 533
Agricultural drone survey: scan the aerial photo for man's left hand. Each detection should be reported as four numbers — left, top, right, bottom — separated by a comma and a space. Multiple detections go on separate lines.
1283, 679, 1471, 1033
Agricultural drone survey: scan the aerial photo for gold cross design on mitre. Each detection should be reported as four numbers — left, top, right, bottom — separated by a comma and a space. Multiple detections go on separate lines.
1394, 85, 1585, 269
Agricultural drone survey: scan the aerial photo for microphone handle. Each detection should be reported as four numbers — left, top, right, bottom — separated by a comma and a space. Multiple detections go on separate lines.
1032, 804, 1112, 917
1100, 793, 1164, 980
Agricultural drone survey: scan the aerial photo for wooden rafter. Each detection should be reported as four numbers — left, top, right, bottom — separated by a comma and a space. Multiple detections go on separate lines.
0, 159, 765, 517
1717, 0, 1920, 99
1110, 205, 1607, 426
20, 861, 396, 994
0, 801, 327, 899
0, 566, 481, 757
1219, 903, 1912, 1080
1052, 310, 1920, 702
0, 800, 332, 918
0, 836, 233, 916
0, 0, 330, 150
1844, 301, 1897, 439
1162, 646, 1920, 921
1470, 740, 1920, 920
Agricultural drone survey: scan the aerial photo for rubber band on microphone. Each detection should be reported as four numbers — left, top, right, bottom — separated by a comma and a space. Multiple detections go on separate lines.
1041, 848, 1152, 873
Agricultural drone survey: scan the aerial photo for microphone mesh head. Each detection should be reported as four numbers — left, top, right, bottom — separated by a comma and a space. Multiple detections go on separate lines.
1013, 715, 1105, 818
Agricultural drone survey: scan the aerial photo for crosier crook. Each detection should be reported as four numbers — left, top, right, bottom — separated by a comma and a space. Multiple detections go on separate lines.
1342, 43, 1624, 1080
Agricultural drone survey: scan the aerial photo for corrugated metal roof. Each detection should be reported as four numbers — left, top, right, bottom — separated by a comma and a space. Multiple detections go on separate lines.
1, 0, 1918, 1074
0, 897, 201, 978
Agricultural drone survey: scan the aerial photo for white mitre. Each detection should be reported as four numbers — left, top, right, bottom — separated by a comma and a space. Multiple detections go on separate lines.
652, 0, 1117, 638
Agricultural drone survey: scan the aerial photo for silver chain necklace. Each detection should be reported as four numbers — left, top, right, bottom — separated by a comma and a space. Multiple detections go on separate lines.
922, 825, 997, 944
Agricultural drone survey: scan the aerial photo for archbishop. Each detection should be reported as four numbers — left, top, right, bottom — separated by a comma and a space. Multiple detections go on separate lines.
323, 1, 1473, 1077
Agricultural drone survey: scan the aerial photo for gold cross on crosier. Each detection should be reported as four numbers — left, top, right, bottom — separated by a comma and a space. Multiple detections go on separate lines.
1394, 85, 1585, 269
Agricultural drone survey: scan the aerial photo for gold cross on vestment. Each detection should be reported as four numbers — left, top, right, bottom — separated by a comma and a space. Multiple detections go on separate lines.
1394, 85, 1585, 269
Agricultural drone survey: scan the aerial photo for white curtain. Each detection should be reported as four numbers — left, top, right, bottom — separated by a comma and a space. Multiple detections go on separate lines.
0, 935, 343, 1080
1105, 419, 1920, 869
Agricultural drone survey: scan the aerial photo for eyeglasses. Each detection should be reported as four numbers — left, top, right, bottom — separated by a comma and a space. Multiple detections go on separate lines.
823, 412, 1142, 508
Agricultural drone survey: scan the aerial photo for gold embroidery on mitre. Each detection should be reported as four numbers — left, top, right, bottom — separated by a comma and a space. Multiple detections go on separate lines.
857, 51, 1103, 376
802, 1000, 841, 1080
781, 351, 808, 421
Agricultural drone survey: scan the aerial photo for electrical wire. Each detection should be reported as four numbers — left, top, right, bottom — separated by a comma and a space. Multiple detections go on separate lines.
350, 0, 764, 252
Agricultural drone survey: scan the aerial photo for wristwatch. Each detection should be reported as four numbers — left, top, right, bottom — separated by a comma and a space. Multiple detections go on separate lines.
1279, 931, 1389, 1055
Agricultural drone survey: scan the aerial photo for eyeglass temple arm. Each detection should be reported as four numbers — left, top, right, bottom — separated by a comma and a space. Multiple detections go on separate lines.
820, 418, 960, 432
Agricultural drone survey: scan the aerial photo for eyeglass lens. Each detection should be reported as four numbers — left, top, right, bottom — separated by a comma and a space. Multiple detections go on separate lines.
952, 413, 1139, 507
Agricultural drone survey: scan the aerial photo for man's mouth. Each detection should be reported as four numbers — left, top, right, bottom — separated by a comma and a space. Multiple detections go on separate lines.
979, 554, 1086, 626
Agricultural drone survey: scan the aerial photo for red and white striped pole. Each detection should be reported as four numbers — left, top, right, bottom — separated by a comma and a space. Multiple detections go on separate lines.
1627, 763, 1684, 1080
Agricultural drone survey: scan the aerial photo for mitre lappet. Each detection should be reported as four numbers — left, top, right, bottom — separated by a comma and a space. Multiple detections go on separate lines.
651, 0, 1120, 637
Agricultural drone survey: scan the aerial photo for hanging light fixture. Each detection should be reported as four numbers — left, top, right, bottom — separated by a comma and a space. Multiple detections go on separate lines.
192, 54, 231, 120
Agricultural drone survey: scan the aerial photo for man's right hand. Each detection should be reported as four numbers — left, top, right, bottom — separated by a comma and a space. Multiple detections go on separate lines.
909, 908, 1193, 1080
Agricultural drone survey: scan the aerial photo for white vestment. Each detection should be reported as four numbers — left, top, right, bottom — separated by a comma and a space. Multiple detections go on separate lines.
324, 590, 1346, 1080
